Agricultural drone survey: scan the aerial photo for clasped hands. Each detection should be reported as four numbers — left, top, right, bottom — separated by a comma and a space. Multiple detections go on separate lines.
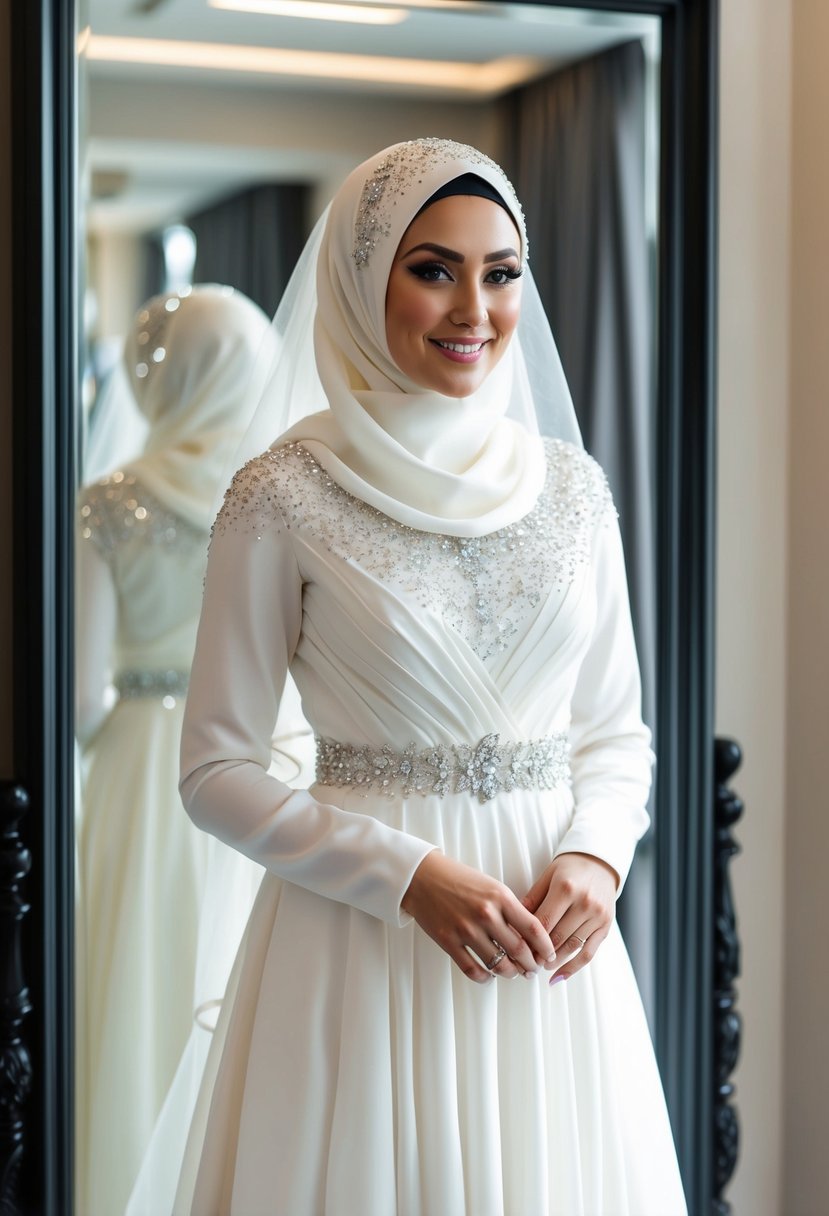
401, 850, 618, 986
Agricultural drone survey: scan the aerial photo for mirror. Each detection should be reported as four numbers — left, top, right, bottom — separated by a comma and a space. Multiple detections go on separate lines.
1, 0, 714, 1211
74, 3, 664, 1212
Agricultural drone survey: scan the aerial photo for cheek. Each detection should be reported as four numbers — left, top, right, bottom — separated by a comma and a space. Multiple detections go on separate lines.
386, 276, 441, 352
496, 293, 523, 339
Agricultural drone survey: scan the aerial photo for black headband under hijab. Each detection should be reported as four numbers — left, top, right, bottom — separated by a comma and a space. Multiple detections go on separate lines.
415, 173, 518, 227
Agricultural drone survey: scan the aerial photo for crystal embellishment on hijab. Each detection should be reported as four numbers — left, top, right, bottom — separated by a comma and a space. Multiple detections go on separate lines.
352, 137, 527, 268
134, 287, 193, 379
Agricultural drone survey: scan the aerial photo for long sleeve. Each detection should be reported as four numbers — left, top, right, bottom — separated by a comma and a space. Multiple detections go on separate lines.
76, 520, 118, 749
179, 479, 436, 928
554, 507, 653, 890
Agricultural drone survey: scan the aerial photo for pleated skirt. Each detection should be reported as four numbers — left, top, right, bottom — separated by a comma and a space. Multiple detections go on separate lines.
174, 784, 687, 1216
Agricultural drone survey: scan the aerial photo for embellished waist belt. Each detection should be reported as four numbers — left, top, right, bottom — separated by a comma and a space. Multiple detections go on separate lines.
315, 732, 571, 804
115, 669, 189, 703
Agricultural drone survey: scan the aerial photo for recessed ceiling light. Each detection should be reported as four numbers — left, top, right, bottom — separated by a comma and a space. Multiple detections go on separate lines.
85, 36, 543, 96
208, 0, 408, 24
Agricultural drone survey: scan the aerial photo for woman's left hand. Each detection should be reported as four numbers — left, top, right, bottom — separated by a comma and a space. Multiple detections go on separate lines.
521, 852, 619, 984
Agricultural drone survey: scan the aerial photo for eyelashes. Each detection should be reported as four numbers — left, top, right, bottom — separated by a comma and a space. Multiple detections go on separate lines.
406, 261, 449, 281
406, 260, 523, 285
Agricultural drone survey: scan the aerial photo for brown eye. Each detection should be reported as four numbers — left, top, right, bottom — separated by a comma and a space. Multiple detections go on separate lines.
486, 266, 523, 286
408, 261, 453, 282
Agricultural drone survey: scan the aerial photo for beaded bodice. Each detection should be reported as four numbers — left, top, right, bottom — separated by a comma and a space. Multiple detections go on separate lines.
77, 472, 211, 669
79, 472, 206, 560
214, 438, 613, 664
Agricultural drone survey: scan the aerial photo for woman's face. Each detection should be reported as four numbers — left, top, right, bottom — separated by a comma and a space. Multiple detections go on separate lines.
385, 194, 523, 397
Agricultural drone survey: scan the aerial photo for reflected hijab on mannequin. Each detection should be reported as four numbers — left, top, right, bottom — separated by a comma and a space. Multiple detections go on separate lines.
123, 284, 275, 530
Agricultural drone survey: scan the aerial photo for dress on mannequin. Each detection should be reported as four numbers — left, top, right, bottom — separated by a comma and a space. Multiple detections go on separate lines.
75, 286, 278, 1216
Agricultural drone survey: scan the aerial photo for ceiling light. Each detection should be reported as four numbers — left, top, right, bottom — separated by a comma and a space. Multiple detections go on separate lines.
86, 36, 543, 96
208, 0, 408, 23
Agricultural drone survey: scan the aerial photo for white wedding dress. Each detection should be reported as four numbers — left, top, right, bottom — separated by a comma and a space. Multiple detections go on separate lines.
174, 437, 687, 1216
75, 472, 215, 1216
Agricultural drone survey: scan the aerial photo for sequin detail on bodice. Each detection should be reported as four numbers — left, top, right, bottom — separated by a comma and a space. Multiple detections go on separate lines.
213, 438, 613, 663
79, 473, 207, 559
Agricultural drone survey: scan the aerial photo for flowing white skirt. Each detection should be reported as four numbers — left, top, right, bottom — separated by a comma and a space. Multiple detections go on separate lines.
172, 783, 687, 1216
76, 698, 210, 1216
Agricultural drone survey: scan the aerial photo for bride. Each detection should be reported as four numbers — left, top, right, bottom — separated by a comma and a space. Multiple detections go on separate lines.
170, 138, 686, 1215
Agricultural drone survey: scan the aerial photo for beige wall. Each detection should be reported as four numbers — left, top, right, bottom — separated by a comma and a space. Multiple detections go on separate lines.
720, 0, 829, 1211
783, 1, 829, 1212
717, 0, 792, 1211
87, 77, 501, 229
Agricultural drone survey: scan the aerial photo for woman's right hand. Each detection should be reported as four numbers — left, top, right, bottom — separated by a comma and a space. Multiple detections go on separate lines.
400, 850, 557, 983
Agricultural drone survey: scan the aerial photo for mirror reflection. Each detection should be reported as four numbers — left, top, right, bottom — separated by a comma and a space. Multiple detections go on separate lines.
76, 3, 661, 1213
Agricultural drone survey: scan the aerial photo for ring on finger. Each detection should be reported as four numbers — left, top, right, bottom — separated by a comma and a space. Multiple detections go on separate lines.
487, 941, 508, 970
571, 934, 587, 948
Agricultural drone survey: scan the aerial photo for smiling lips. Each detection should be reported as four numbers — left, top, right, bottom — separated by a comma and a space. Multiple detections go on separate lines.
431, 338, 489, 363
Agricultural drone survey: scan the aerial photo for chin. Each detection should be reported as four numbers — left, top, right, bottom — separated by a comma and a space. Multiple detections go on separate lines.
427, 366, 491, 397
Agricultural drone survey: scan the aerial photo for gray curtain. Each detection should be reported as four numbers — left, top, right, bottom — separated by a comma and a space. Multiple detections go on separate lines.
187, 182, 310, 317
503, 41, 657, 1021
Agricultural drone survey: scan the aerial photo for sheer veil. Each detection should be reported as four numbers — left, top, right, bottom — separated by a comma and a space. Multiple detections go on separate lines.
216, 145, 582, 518
225, 213, 581, 473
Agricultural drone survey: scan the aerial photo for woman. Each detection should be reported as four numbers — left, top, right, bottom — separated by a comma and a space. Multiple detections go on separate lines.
174, 140, 687, 1214
75, 285, 275, 1216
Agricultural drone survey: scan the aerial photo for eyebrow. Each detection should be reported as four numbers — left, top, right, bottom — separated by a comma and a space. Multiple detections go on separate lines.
400, 242, 519, 264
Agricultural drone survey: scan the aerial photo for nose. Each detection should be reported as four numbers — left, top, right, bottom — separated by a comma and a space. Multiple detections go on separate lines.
449, 280, 488, 329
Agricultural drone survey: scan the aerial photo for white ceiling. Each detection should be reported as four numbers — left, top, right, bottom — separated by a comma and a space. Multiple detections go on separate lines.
82, 0, 659, 232
87, 0, 656, 71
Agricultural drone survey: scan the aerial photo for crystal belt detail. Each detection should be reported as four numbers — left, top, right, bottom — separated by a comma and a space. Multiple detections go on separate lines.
115, 669, 189, 704
315, 732, 571, 804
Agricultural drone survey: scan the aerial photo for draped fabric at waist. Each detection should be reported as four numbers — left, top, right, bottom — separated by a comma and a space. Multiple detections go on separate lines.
315, 731, 571, 805
115, 669, 189, 703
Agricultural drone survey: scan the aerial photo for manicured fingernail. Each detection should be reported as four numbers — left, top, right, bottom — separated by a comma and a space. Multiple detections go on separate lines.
546, 952, 557, 963
522, 970, 537, 980
549, 975, 568, 987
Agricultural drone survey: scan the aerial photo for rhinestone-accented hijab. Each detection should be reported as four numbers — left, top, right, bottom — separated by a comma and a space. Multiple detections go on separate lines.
234, 139, 581, 537
123, 285, 275, 531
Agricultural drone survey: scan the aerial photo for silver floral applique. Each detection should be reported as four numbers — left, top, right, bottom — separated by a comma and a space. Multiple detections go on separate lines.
315, 731, 571, 803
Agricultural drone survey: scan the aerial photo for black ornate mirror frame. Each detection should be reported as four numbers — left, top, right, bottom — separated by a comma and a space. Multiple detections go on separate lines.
3, 0, 720, 1211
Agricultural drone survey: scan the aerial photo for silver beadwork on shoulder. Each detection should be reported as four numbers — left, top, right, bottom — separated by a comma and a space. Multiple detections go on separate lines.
315, 731, 571, 804
212, 452, 292, 543
212, 439, 612, 664
353, 138, 527, 269
78, 473, 207, 558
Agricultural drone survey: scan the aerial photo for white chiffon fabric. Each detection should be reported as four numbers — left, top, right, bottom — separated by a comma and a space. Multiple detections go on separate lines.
75, 287, 283, 1216
124, 285, 278, 531
75, 491, 214, 1216
168, 436, 687, 1215
233, 140, 581, 537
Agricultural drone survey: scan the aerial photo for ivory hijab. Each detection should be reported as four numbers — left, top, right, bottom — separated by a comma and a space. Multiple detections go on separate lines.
124, 286, 275, 531
279, 139, 549, 537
